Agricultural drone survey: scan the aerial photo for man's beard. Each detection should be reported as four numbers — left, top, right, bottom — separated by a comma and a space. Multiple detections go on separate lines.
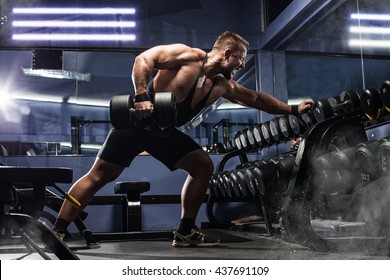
222, 69, 234, 80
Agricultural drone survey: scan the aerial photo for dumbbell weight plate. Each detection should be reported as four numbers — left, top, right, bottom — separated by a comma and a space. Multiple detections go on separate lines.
229, 170, 247, 197
208, 176, 220, 198
269, 117, 284, 143
215, 172, 227, 198
279, 116, 294, 140
355, 139, 382, 181
360, 88, 383, 118
234, 135, 243, 150
312, 98, 334, 122
245, 127, 258, 149
221, 172, 232, 197
380, 80, 390, 111
288, 115, 306, 136
252, 124, 264, 148
301, 111, 316, 127
110, 95, 135, 129
153, 92, 177, 128
379, 138, 390, 173
261, 122, 274, 145
340, 90, 361, 112
239, 129, 250, 150
244, 166, 265, 196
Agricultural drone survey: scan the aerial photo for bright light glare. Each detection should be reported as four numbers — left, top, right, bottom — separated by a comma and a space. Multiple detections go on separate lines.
349, 26, 390, 34
13, 21, 136, 28
13, 7, 136, 15
349, 39, 390, 48
350, 13, 390, 21
13, 34, 136, 41
67, 97, 109, 107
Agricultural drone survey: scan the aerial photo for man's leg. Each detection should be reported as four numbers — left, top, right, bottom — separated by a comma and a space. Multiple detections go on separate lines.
175, 149, 214, 220
53, 158, 125, 234
172, 149, 219, 247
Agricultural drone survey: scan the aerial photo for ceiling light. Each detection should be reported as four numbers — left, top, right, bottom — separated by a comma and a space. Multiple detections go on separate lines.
349, 39, 390, 48
13, 7, 136, 15
349, 26, 390, 34
13, 21, 136, 28
13, 34, 136, 41
350, 13, 390, 21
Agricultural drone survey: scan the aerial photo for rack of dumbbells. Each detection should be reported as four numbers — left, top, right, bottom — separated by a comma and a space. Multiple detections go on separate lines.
207, 80, 390, 252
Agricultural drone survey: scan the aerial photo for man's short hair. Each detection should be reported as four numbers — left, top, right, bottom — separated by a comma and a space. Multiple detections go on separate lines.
213, 31, 249, 52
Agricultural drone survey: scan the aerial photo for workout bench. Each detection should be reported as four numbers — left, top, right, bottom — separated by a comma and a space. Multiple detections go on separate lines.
91, 181, 174, 242
0, 166, 79, 260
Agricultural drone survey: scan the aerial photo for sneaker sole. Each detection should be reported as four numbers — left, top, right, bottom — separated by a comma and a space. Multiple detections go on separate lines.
172, 241, 220, 248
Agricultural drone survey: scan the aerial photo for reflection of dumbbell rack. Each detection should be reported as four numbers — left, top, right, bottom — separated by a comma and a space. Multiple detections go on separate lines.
279, 106, 390, 251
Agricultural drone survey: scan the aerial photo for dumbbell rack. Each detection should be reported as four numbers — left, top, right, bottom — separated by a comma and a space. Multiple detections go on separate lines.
205, 150, 275, 235
280, 108, 390, 251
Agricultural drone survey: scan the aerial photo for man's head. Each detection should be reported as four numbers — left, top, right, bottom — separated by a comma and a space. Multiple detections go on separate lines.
213, 31, 249, 53
212, 31, 249, 80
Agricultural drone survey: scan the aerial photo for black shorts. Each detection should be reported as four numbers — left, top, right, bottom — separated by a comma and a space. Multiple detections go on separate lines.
97, 127, 201, 171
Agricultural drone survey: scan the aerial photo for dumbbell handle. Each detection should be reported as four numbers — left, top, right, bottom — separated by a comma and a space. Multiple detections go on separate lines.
331, 100, 349, 110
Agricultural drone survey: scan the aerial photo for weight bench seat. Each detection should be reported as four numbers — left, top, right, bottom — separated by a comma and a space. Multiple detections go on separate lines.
0, 166, 73, 184
0, 166, 78, 260
114, 181, 150, 232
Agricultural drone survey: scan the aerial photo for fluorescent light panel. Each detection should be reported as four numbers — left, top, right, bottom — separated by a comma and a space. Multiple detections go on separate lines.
349, 39, 390, 48
350, 13, 390, 21
13, 21, 136, 28
349, 26, 390, 34
13, 34, 136, 41
13, 7, 136, 15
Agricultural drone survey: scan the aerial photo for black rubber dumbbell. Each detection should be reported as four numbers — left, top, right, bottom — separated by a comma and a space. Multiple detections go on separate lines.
269, 117, 287, 144
288, 115, 307, 136
355, 139, 382, 182
312, 90, 361, 122
110, 92, 177, 129
229, 169, 248, 197
379, 80, 390, 113
360, 88, 387, 120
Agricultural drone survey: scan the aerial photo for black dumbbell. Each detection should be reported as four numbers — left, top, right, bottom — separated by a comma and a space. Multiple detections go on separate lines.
301, 111, 317, 127
379, 80, 390, 113
270, 154, 296, 193
238, 129, 254, 151
252, 124, 265, 149
332, 146, 358, 193
312, 90, 361, 122
355, 139, 382, 182
269, 117, 286, 143
244, 166, 265, 196
378, 137, 390, 174
288, 115, 307, 136
229, 169, 248, 197
110, 92, 176, 129
278, 116, 295, 140
313, 151, 339, 193
243, 127, 259, 150
208, 175, 221, 198
260, 121, 275, 146
360, 88, 387, 120
213, 172, 228, 198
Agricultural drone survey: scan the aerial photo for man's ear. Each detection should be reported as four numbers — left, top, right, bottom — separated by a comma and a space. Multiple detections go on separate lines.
223, 48, 232, 60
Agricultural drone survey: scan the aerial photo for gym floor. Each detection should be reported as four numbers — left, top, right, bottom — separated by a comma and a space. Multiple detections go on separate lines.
1, 226, 389, 260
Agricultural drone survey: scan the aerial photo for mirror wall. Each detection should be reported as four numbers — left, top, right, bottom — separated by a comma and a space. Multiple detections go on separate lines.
0, 0, 389, 155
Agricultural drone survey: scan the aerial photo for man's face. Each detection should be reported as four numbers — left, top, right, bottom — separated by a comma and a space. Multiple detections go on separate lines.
221, 48, 247, 80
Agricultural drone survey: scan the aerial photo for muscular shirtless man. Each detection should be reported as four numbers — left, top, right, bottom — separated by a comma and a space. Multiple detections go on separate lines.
53, 31, 313, 247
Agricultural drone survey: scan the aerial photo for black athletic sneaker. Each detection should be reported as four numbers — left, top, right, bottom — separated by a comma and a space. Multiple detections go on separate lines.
172, 228, 220, 247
